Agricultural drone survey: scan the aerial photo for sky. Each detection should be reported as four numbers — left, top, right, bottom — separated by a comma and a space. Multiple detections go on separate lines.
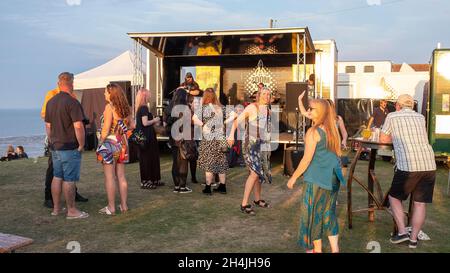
0, 0, 449, 109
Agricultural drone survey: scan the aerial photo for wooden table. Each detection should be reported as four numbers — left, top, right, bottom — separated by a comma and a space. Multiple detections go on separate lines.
347, 138, 394, 229
0, 233, 33, 253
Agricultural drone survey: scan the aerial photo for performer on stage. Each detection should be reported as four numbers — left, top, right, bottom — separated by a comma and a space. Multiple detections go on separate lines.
180, 72, 203, 97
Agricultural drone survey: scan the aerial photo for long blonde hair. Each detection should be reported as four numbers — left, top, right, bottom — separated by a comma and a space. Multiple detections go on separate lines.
7, 145, 14, 154
310, 99, 342, 156
135, 88, 150, 114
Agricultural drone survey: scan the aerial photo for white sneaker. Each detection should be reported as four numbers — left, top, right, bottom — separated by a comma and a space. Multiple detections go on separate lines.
179, 187, 193, 193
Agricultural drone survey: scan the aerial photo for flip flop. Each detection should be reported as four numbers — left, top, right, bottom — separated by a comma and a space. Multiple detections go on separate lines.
99, 206, 115, 216
66, 211, 89, 220
51, 207, 67, 216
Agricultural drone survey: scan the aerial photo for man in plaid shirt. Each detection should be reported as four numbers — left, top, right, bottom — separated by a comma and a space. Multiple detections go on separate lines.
380, 94, 436, 249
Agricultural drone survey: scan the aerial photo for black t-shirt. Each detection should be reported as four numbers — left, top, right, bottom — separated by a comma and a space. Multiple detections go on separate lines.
17, 153, 28, 159
45, 92, 84, 150
373, 107, 389, 128
181, 81, 200, 92
136, 105, 155, 140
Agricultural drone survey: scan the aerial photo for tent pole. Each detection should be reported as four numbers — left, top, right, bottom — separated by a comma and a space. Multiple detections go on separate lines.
303, 32, 307, 82
296, 33, 300, 82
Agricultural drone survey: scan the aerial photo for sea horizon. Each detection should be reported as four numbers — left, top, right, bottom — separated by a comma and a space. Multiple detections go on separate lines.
0, 109, 46, 158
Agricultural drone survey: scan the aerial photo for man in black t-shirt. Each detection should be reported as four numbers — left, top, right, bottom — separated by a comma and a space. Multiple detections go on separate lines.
373, 99, 389, 128
45, 72, 89, 219
180, 72, 203, 97
41, 90, 88, 209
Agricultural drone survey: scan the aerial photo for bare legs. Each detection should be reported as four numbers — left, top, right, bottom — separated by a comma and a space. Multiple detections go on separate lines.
205, 172, 226, 185
102, 162, 128, 214
241, 170, 261, 207
313, 240, 322, 253
103, 164, 116, 214
51, 177, 63, 215
218, 173, 226, 184
205, 172, 214, 185
307, 235, 339, 253
116, 163, 128, 212
389, 195, 427, 243
328, 235, 339, 253
389, 195, 407, 235
410, 202, 426, 241
63, 181, 77, 216
51, 177, 82, 217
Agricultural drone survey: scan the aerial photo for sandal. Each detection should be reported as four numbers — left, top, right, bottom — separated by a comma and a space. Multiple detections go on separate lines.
51, 207, 66, 216
141, 181, 156, 190
240, 204, 255, 215
253, 200, 270, 208
66, 211, 89, 220
99, 206, 115, 216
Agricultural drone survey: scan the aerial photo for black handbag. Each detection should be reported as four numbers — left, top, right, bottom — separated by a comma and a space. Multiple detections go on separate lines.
179, 139, 198, 161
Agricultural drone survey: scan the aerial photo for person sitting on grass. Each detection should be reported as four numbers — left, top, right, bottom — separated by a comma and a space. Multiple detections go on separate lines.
0, 145, 18, 161
15, 146, 28, 159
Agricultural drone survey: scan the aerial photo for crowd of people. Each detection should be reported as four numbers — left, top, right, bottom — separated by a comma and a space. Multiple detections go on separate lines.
39, 71, 437, 252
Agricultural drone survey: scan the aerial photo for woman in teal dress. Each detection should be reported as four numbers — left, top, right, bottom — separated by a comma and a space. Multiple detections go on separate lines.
287, 99, 346, 253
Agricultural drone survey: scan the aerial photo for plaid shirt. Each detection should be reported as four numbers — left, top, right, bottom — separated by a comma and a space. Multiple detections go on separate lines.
382, 109, 436, 172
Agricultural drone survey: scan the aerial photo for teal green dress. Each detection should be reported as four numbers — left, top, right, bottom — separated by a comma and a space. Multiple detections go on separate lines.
297, 128, 346, 250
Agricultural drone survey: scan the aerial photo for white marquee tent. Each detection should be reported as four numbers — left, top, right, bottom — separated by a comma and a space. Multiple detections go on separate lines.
73, 50, 144, 148
74, 50, 139, 90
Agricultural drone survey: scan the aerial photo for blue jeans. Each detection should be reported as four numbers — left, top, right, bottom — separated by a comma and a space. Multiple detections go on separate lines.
52, 149, 81, 182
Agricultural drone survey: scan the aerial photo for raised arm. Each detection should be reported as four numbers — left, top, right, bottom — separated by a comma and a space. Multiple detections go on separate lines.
298, 91, 312, 119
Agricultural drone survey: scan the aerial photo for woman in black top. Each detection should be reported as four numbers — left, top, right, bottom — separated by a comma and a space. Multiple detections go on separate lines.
164, 88, 194, 193
135, 88, 162, 189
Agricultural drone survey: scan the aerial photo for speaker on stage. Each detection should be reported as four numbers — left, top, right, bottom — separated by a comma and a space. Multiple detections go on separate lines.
285, 82, 308, 131
284, 146, 304, 176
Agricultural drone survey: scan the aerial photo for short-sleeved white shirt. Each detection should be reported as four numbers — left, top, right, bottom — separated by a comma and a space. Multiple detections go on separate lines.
382, 109, 436, 172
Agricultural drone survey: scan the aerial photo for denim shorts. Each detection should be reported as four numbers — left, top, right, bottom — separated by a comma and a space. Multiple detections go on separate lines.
52, 149, 82, 182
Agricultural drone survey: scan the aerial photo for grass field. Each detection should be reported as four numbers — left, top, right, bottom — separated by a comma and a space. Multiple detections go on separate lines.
1, 147, 449, 253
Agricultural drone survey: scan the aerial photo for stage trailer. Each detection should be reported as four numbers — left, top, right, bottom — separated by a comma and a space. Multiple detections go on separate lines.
127, 27, 322, 117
